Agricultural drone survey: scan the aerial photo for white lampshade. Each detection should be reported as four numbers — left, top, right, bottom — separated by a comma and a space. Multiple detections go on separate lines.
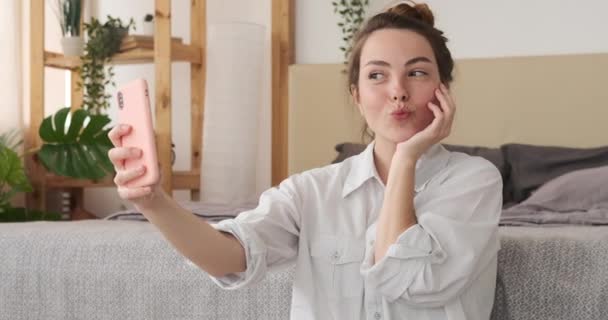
201, 22, 265, 205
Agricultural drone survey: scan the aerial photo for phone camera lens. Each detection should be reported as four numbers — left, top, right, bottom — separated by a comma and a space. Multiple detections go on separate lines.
118, 92, 124, 109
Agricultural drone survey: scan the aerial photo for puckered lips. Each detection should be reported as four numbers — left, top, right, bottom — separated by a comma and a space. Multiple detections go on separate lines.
390, 108, 411, 120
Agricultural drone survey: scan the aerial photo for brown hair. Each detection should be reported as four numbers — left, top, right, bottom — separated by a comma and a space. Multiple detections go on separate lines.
348, 1, 454, 141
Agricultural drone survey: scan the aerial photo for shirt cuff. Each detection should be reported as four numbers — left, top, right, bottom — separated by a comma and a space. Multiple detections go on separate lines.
360, 224, 446, 302
207, 219, 267, 290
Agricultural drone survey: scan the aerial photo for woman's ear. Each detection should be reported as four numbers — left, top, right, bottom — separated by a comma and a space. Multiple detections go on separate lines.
350, 85, 364, 115
350, 85, 359, 103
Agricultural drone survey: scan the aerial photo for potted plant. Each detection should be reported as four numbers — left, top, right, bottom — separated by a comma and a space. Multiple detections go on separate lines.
78, 15, 135, 114
0, 130, 61, 222
332, 0, 369, 65
53, 0, 84, 57
143, 13, 154, 36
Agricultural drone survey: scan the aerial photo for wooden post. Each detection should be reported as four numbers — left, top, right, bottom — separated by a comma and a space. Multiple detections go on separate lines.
190, 0, 206, 201
271, 0, 294, 186
70, 70, 83, 111
155, 0, 173, 194
26, 0, 46, 210
70, 0, 85, 111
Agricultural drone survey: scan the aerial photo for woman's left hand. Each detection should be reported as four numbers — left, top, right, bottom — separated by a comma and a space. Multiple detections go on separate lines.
395, 83, 456, 162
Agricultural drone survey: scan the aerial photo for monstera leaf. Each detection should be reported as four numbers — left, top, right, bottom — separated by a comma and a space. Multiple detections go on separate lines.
0, 144, 32, 207
37, 107, 114, 180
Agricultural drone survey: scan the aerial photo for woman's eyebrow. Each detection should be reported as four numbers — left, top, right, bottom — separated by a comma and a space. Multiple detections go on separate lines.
405, 56, 432, 66
364, 56, 432, 68
364, 60, 390, 67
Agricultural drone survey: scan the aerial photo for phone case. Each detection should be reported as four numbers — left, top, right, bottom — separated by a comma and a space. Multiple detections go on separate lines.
117, 78, 159, 188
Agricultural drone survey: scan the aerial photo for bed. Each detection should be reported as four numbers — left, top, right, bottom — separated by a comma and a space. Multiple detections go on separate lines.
2, 50, 608, 319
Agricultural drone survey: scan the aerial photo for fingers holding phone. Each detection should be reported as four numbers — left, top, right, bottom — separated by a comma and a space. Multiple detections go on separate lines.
107, 127, 151, 200
116, 78, 160, 187
108, 78, 161, 201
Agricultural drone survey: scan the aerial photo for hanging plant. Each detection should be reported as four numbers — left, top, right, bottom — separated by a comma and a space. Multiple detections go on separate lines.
332, 0, 370, 64
78, 15, 135, 114
37, 107, 115, 181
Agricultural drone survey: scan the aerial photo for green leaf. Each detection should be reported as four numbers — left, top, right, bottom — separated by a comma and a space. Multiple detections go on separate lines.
0, 145, 32, 193
65, 109, 87, 141
39, 109, 65, 143
37, 108, 114, 180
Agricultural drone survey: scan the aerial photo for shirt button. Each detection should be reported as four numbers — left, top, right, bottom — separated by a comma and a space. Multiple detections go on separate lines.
433, 251, 444, 260
331, 251, 340, 261
374, 312, 382, 319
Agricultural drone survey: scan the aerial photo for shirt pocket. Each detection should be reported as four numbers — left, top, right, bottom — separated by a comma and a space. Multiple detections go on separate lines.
310, 235, 366, 298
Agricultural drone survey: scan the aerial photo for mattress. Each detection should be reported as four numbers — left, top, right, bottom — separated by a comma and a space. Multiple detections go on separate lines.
1, 221, 607, 319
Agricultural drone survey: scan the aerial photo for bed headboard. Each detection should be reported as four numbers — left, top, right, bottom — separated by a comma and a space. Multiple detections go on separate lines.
288, 53, 608, 175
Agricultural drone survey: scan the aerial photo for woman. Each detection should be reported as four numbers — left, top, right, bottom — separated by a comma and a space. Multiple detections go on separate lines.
108, 1, 502, 319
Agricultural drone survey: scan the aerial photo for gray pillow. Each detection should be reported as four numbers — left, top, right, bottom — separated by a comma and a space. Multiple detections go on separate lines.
518, 165, 608, 212
502, 144, 608, 203
500, 166, 608, 226
331, 143, 367, 164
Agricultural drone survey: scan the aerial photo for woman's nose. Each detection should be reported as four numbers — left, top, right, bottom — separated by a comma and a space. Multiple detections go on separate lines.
392, 94, 408, 102
391, 80, 409, 102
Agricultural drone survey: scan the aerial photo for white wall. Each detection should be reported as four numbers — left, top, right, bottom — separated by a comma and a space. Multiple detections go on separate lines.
296, 0, 608, 63
84, 0, 271, 216
18, 0, 67, 126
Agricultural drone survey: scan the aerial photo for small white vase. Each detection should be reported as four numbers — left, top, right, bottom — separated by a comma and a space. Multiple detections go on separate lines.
142, 21, 154, 36
61, 36, 84, 57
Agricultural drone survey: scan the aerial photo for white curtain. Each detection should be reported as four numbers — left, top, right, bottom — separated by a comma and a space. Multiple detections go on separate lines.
0, 0, 24, 207
201, 22, 265, 205
0, 0, 22, 133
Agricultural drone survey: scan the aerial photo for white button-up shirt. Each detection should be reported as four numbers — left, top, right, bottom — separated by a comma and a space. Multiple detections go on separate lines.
210, 142, 502, 320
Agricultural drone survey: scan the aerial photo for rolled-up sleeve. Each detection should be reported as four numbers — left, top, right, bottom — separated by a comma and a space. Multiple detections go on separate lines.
360, 159, 502, 306
208, 176, 302, 290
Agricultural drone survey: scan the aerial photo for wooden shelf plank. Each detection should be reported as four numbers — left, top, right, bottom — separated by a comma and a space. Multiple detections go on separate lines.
44, 43, 202, 70
45, 170, 200, 189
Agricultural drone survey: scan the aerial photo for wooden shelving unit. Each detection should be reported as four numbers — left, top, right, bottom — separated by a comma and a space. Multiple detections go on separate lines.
26, 0, 206, 218
43, 43, 202, 69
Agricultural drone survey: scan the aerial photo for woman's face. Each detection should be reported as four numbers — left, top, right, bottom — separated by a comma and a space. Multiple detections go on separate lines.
353, 28, 441, 145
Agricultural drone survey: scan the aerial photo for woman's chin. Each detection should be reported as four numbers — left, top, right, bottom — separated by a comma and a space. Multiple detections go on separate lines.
390, 130, 417, 144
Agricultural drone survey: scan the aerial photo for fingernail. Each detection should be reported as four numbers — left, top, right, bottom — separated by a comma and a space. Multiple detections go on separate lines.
121, 124, 130, 130
132, 149, 141, 156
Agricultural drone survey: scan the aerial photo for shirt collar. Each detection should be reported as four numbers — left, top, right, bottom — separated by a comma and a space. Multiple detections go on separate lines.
341, 141, 451, 198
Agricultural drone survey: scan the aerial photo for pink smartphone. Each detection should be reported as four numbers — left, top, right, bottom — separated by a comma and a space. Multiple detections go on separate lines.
116, 78, 159, 188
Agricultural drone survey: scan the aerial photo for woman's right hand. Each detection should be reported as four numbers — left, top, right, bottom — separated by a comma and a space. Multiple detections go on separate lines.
108, 124, 163, 206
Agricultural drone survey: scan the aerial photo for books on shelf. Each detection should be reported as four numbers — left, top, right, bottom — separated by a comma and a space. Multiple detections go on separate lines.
119, 35, 183, 52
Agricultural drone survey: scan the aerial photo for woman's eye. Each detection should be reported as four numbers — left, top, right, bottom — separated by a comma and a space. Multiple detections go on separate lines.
368, 72, 384, 80
409, 70, 428, 77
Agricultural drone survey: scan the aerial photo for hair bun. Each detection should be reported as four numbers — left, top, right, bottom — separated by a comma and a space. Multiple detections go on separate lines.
385, 1, 435, 27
